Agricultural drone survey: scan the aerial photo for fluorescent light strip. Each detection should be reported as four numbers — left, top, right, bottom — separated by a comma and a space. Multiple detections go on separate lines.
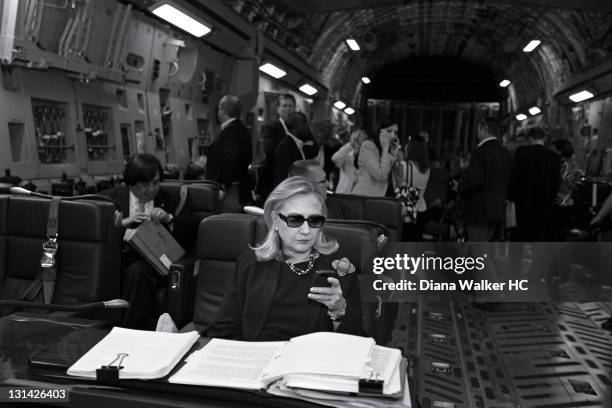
569, 90, 594, 103
361, 76, 371, 84
334, 101, 346, 110
515, 114, 528, 121
151, 3, 212, 38
523, 40, 541, 52
499, 79, 510, 87
346, 39, 360, 51
344, 107, 355, 115
529, 106, 541, 115
299, 84, 318, 96
259, 63, 286, 79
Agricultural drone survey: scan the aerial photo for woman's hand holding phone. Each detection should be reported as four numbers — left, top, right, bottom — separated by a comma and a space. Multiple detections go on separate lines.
308, 270, 345, 312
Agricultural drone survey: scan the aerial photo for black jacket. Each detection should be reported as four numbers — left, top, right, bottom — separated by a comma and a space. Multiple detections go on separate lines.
273, 135, 319, 187
206, 119, 253, 203
508, 144, 561, 221
258, 121, 287, 198
207, 250, 364, 341
459, 139, 512, 225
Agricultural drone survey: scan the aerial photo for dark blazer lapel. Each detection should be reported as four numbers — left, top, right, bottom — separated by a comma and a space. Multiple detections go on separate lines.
248, 260, 281, 336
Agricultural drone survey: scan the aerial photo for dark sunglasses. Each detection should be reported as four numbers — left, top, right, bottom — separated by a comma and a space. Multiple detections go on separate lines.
278, 213, 326, 228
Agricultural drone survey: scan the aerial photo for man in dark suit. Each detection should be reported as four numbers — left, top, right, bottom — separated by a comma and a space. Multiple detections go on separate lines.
459, 117, 512, 241
258, 93, 296, 199
206, 95, 253, 212
273, 112, 318, 187
102, 153, 176, 329
508, 127, 561, 241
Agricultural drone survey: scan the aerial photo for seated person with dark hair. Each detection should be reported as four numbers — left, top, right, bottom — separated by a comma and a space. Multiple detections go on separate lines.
102, 153, 176, 329
207, 176, 363, 341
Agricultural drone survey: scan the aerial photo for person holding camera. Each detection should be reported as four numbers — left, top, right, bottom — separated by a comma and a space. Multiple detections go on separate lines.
207, 177, 363, 341
351, 118, 400, 197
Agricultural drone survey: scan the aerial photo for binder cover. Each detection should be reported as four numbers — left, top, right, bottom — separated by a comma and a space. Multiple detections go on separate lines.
124, 221, 185, 277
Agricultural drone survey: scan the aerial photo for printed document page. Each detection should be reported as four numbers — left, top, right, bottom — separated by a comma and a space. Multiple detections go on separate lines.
263, 332, 375, 382
168, 339, 285, 389
280, 346, 402, 395
67, 328, 199, 379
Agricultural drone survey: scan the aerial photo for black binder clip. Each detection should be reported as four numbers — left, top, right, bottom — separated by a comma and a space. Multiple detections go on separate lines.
95, 352, 128, 386
358, 370, 384, 394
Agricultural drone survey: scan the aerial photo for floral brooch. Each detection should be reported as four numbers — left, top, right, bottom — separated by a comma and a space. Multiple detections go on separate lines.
331, 257, 356, 276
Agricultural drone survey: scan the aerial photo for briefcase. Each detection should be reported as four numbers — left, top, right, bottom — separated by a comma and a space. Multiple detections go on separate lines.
124, 221, 185, 277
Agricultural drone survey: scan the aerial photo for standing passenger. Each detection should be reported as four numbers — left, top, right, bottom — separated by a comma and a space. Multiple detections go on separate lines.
273, 112, 317, 186
459, 117, 511, 242
259, 94, 296, 199
351, 119, 400, 197
206, 95, 253, 212
508, 127, 561, 241
332, 129, 366, 194
401, 137, 431, 241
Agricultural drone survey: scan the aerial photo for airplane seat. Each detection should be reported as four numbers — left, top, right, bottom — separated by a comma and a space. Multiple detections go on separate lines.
51, 182, 74, 197
0, 195, 122, 318
190, 213, 258, 333
156, 181, 223, 326
158, 181, 222, 253
326, 193, 404, 241
186, 213, 393, 343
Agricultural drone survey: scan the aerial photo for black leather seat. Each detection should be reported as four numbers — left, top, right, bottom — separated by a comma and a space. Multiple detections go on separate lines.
326, 194, 403, 241
159, 180, 222, 253
0, 195, 122, 317
191, 214, 258, 333
187, 213, 391, 342
158, 180, 223, 327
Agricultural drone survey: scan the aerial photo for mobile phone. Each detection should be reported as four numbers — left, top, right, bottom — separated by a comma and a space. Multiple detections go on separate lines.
313, 269, 335, 287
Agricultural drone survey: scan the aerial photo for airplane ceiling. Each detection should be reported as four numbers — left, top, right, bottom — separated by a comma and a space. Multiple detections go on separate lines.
215, 0, 612, 108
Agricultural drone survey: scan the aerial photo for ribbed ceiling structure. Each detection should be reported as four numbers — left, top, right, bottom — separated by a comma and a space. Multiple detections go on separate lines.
219, 0, 612, 108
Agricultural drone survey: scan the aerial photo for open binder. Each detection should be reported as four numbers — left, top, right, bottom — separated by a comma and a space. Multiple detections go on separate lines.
168, 332, 403, 397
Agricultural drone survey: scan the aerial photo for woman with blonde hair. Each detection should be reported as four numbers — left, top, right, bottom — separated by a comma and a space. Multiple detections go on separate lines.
207, 176, 363, 340
332, 129, 367, 194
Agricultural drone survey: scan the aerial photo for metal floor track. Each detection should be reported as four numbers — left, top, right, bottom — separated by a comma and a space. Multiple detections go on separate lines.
387, 301, 612, 408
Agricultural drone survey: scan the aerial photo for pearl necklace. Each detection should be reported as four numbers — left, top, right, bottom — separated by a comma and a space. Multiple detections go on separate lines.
282, 250, 316, 276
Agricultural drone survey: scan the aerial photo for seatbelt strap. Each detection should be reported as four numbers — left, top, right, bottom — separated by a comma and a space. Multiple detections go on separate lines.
174, 184, 188, 217
41, 197, 61, 304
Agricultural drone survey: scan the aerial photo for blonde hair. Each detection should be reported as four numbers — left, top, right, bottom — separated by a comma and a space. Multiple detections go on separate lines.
252, 177, 338, 261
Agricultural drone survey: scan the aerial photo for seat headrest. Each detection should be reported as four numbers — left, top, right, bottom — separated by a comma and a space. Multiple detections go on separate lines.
160, 181, 221, 212
186, 184, 220, 212
2, 195, 117, 241
363, 198, 403, 228
198, 214, 257, 260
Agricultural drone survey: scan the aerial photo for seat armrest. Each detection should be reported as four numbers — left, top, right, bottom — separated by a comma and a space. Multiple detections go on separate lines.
166, 256, 197, 328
